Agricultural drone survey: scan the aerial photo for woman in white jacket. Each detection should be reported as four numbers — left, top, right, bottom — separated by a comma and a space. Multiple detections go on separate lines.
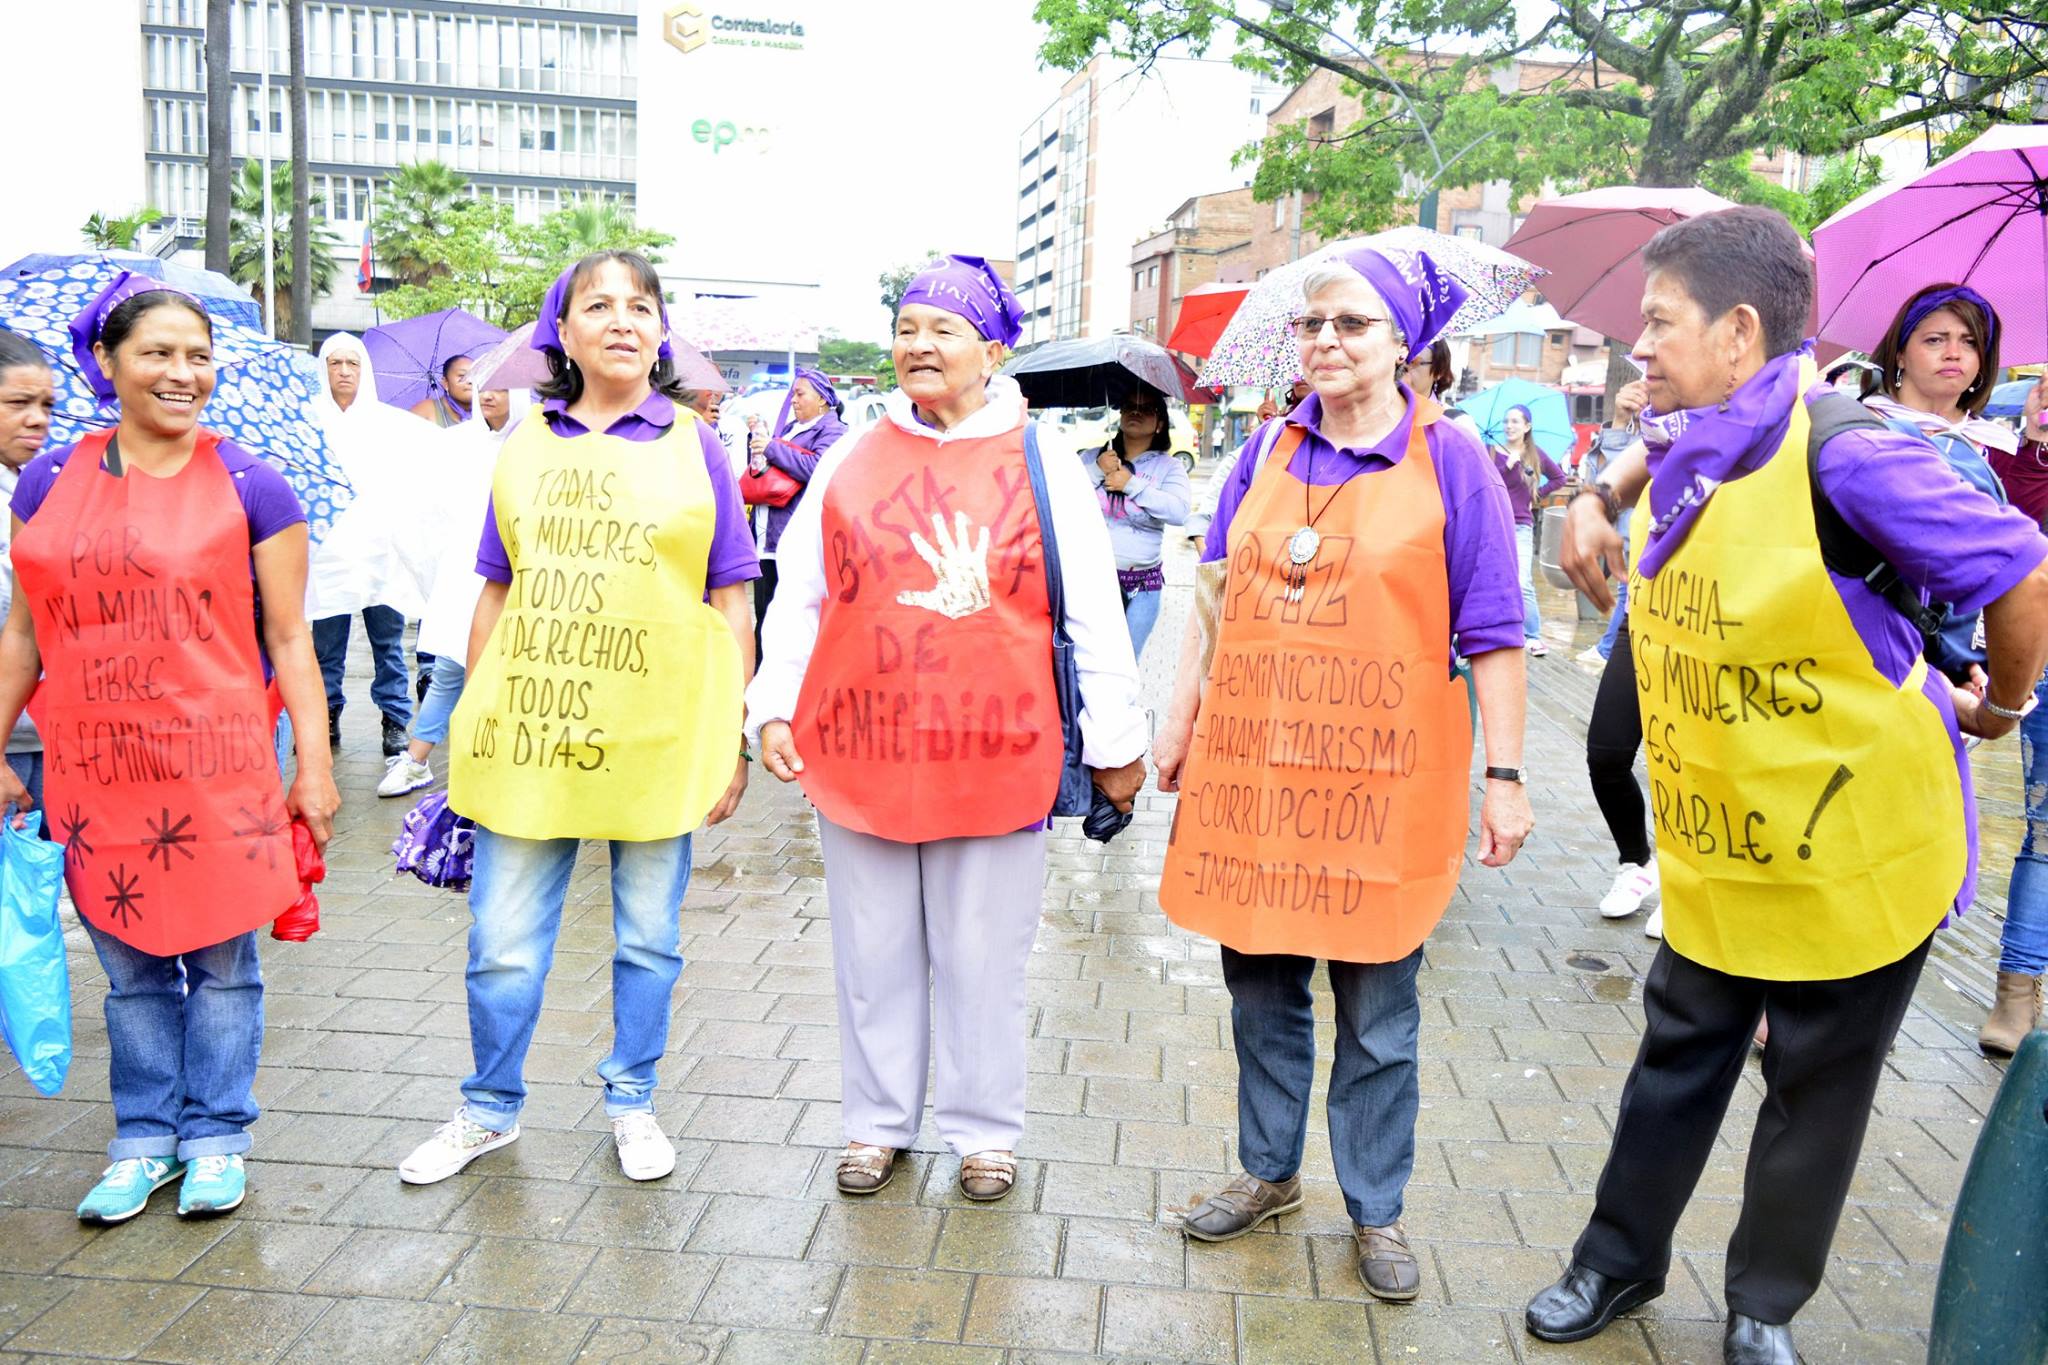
748, 255, 1148, 1202
378, 385, 530, 797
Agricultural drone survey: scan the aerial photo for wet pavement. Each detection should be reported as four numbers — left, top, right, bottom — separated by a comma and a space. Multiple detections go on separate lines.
0, 511, 2025, 1362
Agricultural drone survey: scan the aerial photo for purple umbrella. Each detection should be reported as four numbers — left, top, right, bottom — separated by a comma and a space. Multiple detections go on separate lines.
467, 320, 731, 395
362, 308, 506, 414
1815, 124, 2048, 364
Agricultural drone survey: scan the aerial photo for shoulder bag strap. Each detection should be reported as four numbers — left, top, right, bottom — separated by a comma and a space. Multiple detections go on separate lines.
1023, 423, 1067, 632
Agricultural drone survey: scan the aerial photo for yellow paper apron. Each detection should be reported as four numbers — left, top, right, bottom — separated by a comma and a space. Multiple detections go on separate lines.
1626, 372, 1965, 980
449, 414, 742, 841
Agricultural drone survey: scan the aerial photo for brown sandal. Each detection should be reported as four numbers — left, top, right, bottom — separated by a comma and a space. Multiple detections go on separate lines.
959, 1150, 1016, 1202
836, 1143, 897, 1195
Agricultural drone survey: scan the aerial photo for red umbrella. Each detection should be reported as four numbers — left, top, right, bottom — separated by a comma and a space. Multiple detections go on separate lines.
1166, 282, 1250, 359
1507, 187, 1823, 347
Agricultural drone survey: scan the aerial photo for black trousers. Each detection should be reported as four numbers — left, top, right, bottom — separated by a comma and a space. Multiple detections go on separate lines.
1586, 625, 1651, 866
753, 557, 780, 659
1574, 934, 1932, 1324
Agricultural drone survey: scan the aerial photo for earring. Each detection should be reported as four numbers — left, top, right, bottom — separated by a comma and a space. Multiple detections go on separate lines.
1717, 366, 1737, 413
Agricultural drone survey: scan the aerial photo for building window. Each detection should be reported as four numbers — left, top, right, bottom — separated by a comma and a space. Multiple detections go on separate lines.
1491, 334, 1542, 367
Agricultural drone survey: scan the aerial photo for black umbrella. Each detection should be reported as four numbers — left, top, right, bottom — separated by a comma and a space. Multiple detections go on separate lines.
1003, 334, 1205, 408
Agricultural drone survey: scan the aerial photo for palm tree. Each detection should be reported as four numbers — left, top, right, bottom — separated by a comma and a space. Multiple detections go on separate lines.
550, 193, 642, 254
212, 160, 341, 341
288, 0, 311, 345
82, 208, 165, 251
204, 0, 232, 274
374, 161, 472, 288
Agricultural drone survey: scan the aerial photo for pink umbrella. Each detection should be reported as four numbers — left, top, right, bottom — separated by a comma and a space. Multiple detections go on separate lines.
467, 321, 729, 394
1815, 124, 2048, 364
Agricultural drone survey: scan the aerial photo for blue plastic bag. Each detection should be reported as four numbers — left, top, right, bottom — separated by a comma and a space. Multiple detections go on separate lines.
0, 812, 70, 1095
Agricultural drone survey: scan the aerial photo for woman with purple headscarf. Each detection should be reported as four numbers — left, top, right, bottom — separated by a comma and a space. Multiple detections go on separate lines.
747, 366, 847, 644
748, 254, 1147, 1202
1153, 243, 1530, 1302
1535, 207, 2048, 1365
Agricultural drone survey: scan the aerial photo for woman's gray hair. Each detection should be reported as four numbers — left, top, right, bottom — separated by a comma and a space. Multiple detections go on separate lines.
1298, 264, 1407, 356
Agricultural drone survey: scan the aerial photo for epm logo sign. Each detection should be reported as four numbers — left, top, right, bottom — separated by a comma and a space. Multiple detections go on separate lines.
663, 4, 807, 55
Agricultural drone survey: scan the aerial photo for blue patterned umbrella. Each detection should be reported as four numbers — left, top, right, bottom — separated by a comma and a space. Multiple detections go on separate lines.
0, 258, 349, 542
2, 250, 262, 332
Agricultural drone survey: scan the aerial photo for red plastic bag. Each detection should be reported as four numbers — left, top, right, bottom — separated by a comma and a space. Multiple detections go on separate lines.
272, 819, 325, 942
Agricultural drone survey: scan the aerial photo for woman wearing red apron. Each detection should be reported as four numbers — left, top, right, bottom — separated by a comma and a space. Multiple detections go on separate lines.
0, 276, 336, 1225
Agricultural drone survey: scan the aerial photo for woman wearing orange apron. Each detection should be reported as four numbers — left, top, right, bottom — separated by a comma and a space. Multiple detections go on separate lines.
0, 275, 335, 1224
1154, 245, 1533, 1299
749, 256, 1148, 1202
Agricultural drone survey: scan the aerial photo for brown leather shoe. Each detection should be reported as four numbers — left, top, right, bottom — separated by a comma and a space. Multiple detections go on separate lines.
1355, 1220, 1421, 1301
1980, 971, 2043, 1056
1182, 1171, 1303, 1242
836, 1143, 897, 1195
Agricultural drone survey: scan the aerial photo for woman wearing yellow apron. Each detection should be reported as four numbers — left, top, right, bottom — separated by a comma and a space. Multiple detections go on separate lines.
1153, 244, 1534, 1300
399, 252, 758, 1187
1531, 208, 2048, 1365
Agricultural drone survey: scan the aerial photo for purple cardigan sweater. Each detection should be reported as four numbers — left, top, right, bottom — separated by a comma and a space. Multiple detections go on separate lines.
760, 411, 849, 553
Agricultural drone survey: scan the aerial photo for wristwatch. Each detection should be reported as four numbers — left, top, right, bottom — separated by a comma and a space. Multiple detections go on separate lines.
1484, 766, 1525, 783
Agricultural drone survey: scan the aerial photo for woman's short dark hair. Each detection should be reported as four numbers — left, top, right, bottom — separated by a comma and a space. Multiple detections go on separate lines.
535, 250, 684, 405
99, 290, 213, 357
1411, 338, 1454, 398
0, 332, 51, 379
1640, 206, 1813, 360
1862, 282, 2001, 418
1112, 386, 1171, 455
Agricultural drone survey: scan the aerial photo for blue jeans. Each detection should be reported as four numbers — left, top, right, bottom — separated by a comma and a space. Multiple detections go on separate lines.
1515, 522, 1541, 641
1222, 945, 1424, 1227
313, 605, 412, 726
2001, 670, 2048, 974
1596, 580, 1629, 660
80, 920, 263, 1161
411, 655, 468, 747
460, 827, 692, 1129
1124, 588, 1163, 663
5, 750, 46, 836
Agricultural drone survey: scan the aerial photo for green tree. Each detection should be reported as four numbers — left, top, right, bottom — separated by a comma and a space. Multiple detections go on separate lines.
376, 197, 675, 329
879, 252, 939, 317
207, 159, 341, 341
818, 333, 894, 386
81, 207, 165, 251
373, 160, 473, 288
1036, 1, 2047, 234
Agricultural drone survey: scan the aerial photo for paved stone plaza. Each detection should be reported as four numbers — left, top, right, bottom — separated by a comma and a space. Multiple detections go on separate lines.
0, 530, 2023, 1363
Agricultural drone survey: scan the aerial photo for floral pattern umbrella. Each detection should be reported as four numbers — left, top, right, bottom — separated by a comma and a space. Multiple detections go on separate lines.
1199, 226, 1542, 387
468, 320, 730, 395
0, 258, 350, 543
672, 295, 818, 354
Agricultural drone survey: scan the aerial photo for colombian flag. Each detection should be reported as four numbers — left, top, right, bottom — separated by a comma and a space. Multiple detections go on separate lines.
356, 224, 373, 293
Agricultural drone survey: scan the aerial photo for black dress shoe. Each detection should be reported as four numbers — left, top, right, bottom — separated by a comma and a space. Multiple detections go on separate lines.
382, 715, 408, 758
1724, 1313, 1797, 1365
327, 706, 343, 749
1525, 1262, 1665, 1343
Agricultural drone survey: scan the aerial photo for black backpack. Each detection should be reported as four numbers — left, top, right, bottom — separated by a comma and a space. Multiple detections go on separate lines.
1803, 390, 1950, 643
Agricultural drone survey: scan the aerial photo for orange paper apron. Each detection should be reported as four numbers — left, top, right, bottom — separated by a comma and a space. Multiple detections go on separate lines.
13, 430, 296, 956
793, 421, 1062, 843
1161, 411, 1472, 963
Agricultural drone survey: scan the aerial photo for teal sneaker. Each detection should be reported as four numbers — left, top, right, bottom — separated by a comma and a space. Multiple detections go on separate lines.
76, 1155, 184, 1225
177, 1154, 246, 1218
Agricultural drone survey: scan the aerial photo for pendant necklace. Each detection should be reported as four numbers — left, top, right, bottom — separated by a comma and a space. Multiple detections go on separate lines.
1285, 443, 1346, 603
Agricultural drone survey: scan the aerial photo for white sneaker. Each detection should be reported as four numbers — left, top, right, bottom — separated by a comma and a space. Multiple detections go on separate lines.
1576, 645, 1607, 666
398, 1112, 518, 1184
1526, 638, 1550, 657
1598, 860, 1660, 919
611, 1111, 675, 1181
377, 754, 434, 798
1644, 906, 1664, 940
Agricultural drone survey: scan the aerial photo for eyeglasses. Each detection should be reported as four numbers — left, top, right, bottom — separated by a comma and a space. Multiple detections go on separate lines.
1289, 314, 1388, 340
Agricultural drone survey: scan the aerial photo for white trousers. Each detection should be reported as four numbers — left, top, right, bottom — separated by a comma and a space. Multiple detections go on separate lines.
818, 816, 1047, 1155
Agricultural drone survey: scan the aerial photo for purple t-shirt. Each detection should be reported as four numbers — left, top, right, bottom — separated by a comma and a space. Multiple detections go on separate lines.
12, 435, 307, 545
475, 392, 760, 590
1647, 382, 2048, 914
1204, 388, 1523, 655
1488, 445, 1568, 527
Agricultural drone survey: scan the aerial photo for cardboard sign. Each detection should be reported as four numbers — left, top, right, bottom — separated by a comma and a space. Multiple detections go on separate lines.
450, 416, 743, 841
792, 422, 1061, 842
1162, 414, 1472, 964
1627, 393, 1963, 980
14, 430, 296, 956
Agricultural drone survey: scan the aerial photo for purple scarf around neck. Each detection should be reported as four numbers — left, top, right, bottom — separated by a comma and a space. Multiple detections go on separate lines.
1635, 348, 1807, 579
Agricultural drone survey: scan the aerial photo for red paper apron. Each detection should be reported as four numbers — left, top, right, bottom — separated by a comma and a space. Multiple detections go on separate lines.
12, 429, 296, 955
793, 421, 1062, 843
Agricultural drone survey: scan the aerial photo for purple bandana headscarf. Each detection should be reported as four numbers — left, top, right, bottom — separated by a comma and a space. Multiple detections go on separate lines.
1332, 245, 1469, 363
1897, 284, 1999, 356
529, 261, 674, 364
69, 271, 205, 405
772, 365, 842, 439
898, 255, 1023, 347
1634, 344, 1813, 579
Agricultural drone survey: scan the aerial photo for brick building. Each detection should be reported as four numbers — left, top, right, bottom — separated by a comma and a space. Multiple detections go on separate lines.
1127, 188, 1254, 344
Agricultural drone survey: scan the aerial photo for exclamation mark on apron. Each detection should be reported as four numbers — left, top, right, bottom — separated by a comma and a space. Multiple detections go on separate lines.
1797, 765, 1855, 861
